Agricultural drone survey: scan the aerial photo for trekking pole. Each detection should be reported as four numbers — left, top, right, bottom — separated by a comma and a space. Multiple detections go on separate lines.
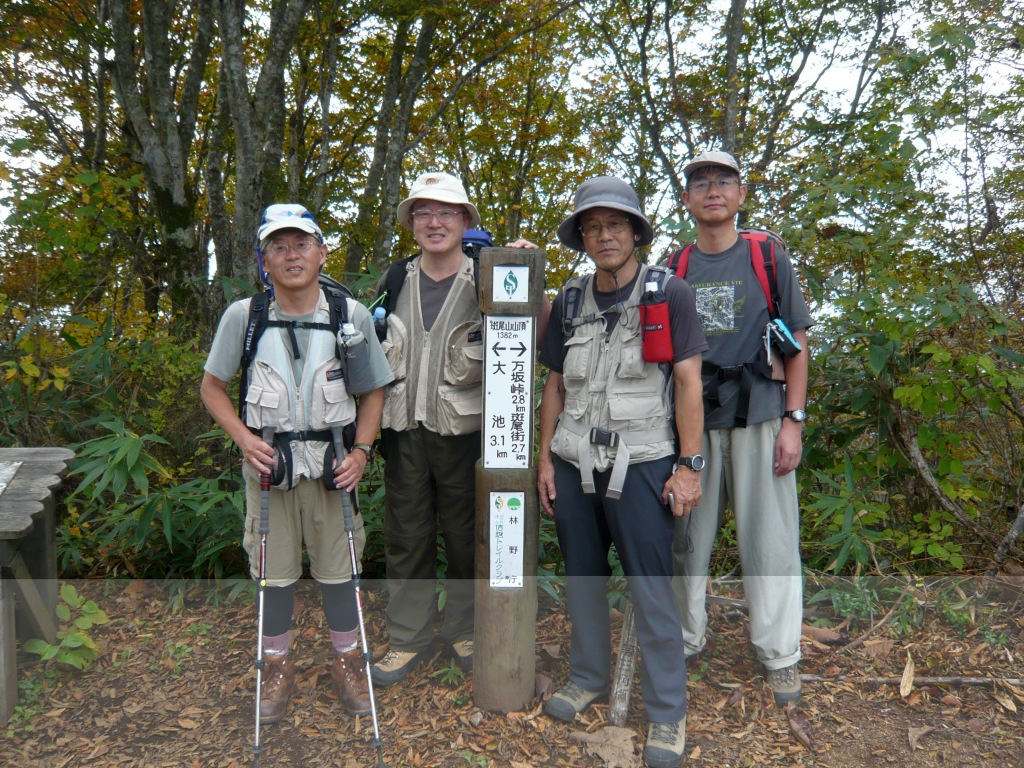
254, 426, 276, 768
331, 425, 386, 768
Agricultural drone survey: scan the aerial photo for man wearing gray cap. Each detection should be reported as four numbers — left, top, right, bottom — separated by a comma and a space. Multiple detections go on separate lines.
668, 151, 812, 706
536, 177, 707, 768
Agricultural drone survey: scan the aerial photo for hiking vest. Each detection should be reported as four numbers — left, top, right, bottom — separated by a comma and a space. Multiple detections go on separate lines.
380, 254, 483, 436
242, 290, 358, 484
550, 264, 676, 499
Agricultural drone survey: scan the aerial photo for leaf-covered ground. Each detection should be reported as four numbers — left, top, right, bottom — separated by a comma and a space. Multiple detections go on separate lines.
3, 580, 1023, 768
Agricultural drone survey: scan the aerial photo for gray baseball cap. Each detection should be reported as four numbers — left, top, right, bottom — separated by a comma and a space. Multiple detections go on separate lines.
681, 151, 741, 180
556, 176, 655, 252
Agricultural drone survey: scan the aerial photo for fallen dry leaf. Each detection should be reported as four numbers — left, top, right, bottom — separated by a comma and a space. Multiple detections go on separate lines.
967, 718, 984, 733
541, 643, 561, 659
570, 726, 639, 768
900, 653, 915, 698
863, 639, 894, 657
941, 695, 962, 707
786, 703, 815, 752
178, 718, 199, 729
535, 674, 554, 703
800, 624, 843, 644
908, 725, 934, 750
992, 692, 1017, 713
907, 691, 923, 706
511, 762, 535, 768
689, 745, 701, 760
372, 644, 389, 663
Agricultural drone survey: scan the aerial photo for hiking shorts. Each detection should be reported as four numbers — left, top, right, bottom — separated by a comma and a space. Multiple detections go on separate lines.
242, 465, 365, 588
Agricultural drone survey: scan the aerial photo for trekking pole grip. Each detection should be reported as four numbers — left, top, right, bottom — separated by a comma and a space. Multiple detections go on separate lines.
331, 425, 357, 533
259, 426, 276, 535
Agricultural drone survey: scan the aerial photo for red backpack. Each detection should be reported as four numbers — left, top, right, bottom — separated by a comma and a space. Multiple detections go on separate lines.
666, 228, 784, 320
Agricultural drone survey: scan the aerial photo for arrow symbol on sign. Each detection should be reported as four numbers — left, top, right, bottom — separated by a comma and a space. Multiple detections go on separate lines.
492, 342, 506, 356
513, 342, 527, 356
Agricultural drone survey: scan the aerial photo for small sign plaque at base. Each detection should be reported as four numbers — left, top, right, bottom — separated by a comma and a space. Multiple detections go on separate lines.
489, 491, 525, 588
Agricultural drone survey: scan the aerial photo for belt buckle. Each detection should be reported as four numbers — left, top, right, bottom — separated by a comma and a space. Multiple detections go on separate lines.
589, 427, 619, 448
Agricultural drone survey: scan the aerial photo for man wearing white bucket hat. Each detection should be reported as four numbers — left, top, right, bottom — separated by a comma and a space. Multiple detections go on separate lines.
371, 172, 537, 685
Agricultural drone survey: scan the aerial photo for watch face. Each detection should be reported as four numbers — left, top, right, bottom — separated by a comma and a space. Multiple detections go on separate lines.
792, 409, 806, 422
691, 455, 705, 471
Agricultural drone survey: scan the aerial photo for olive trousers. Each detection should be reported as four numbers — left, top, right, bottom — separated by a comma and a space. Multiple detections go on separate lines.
382, 426, 480, 652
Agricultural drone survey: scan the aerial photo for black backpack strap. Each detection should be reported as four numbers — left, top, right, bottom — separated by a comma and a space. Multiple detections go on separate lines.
325, 289, 350, 388
561, 274, 593, 342
378, 256, 414, 316
238, 291, 271, 421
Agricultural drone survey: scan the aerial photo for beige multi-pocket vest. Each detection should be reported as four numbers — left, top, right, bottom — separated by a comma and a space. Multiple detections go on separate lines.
380, 254, 483, 436
550, 264, 676, 498
242, 290, 358, 483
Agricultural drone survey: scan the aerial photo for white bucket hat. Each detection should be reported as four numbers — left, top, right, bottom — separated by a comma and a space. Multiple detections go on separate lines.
396, 172, 481, 230
257, 203, 323, 243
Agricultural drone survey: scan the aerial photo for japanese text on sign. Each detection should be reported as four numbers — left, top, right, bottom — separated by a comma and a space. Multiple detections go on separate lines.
489, 492, 525, 588
484, 316, 533, 469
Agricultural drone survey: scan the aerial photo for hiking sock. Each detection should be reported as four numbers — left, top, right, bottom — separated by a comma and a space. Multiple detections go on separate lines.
319, 580, 358, 634
263, 631, 291, 656
264, 584, 295, 637
331, 629, 359, 654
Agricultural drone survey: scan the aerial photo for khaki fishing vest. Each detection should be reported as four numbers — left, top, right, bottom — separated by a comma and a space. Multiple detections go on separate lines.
380, 254, 483, 435
243, 290, 358, 482
550, 264, 676, 498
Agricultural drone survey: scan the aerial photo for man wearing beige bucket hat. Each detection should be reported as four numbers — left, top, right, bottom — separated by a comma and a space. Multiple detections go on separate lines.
371, 172, 537, 686
536, 176, 707, 768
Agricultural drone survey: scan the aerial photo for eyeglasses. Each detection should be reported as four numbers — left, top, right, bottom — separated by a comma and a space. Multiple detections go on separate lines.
689, 178, 739, 194
411, 208, 463, 225
267, 240, 319, 257
579, 219, 632, 239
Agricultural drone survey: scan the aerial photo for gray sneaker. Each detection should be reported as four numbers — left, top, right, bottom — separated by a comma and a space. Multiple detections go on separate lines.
766, 663, 802, 706
544, 680, 607, 722
644, 716, 687, 768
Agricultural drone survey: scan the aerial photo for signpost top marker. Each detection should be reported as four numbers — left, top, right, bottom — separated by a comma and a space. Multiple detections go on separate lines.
477, 247, 546, 317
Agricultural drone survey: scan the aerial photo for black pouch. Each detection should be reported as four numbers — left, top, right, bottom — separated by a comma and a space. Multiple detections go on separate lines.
270, 439, 293, 491
322, 424, 358, 491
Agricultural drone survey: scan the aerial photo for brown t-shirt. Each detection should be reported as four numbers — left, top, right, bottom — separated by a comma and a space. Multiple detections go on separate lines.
539, 267, 708, 373
419, 269, 458, 332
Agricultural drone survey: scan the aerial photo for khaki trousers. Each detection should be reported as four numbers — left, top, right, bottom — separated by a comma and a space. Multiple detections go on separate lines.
672, 419, 802, 670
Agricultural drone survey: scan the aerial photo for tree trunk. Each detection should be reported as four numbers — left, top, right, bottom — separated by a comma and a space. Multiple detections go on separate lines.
721, 0, 747, 155
342, 17, 412, 281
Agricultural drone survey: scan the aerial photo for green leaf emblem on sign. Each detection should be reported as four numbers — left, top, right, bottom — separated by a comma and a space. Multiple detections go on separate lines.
504, 270, 518, 298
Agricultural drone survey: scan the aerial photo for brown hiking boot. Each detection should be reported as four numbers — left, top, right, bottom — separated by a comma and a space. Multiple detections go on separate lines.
333, 647, 372, 715
259, 654, 297, 724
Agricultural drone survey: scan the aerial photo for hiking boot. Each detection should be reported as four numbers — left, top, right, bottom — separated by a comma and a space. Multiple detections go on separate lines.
544, 680, 607, 722
370, 647, 432, 687
332, 647, 371, 715
766, 663, 802, 706
259, 654, 297, 724
452, 639, 474, 671
644, 716, 687, 768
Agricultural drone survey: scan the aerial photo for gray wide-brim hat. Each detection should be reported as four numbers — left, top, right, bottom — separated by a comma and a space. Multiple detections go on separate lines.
556, 176, 655, 252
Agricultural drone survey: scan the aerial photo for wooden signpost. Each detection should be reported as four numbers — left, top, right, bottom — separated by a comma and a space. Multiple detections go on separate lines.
473, 247, 546, 713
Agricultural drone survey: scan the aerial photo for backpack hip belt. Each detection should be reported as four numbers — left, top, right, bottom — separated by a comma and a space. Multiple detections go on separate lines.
557, 414, 674, 499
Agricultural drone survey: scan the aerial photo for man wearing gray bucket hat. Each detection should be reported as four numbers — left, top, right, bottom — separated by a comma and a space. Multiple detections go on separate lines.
537, 176, 708, 768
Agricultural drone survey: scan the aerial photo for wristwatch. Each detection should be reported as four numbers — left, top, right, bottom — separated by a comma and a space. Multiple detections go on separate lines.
679, 454, 705, 472
784, 409, 807, 423
353, 442, 375, 461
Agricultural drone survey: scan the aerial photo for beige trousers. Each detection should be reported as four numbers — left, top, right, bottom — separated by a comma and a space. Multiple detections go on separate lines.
672, 419, 802, 670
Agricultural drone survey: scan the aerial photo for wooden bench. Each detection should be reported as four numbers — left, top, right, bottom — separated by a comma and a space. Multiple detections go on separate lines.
0, 447, 74, 723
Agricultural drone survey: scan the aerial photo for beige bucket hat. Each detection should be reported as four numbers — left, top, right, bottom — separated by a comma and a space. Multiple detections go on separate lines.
396, 172, 481, 230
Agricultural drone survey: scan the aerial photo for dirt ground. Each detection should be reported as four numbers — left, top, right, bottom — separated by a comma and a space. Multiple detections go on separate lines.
2, 580, 1023, 768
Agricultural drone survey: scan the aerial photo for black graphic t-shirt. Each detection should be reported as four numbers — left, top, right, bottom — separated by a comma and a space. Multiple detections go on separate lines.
683, 235, 813, 429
